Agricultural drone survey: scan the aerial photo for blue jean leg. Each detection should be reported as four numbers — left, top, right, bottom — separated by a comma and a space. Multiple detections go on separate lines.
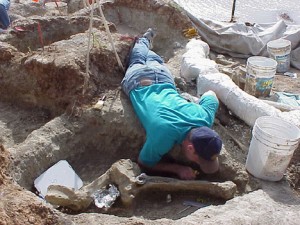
121, 37, 175, 96
128, 37, 164, 67
127, 38, 150, 67
0, 4, 10, 29
146, 50, 164, 64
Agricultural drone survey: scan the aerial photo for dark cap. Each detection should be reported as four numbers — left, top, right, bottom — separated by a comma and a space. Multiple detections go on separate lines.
190, 127, 222, 161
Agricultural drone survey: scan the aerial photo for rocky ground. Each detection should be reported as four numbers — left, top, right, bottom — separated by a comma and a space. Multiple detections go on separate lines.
0, 0, 300, 224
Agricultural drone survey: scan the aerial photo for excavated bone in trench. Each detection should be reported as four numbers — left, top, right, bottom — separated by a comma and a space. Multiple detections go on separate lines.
45, 159, 237, 211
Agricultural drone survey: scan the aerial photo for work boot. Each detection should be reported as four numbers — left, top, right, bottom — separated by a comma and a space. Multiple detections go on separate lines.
143, 28, 155, 49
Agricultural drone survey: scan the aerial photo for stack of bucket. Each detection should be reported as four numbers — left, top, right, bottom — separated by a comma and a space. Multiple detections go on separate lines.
246, 116, 300, 181
244, 38, 292, 98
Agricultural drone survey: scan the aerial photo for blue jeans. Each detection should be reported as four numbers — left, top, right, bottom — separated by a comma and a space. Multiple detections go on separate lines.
121, 37, 175, 96
0, 0, 10, 29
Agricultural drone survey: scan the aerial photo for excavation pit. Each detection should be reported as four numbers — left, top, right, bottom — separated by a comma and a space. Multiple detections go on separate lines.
12, 111, 235, 219
1, 0, 300, 224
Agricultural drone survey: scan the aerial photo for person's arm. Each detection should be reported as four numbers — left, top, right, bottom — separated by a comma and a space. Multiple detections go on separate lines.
138, 127, 196, 179
180, 90, 219, 104
198, 90, 219, 124
180, 92, 200, 103
138, 159, 197, 180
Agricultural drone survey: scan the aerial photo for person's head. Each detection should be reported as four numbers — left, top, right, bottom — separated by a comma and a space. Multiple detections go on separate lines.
182, 126, 222, 174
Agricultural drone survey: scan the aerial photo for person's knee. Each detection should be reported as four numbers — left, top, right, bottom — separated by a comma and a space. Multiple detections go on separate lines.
147, 51, 164, 64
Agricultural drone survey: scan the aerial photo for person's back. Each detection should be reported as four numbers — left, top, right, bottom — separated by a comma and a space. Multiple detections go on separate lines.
130, 83, 219, 167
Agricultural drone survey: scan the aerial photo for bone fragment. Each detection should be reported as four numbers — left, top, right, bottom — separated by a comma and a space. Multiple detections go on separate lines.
45, 159, 141, 210
45, 159, 236, 211
137, 175, 237, 200
46, 185, 93, 211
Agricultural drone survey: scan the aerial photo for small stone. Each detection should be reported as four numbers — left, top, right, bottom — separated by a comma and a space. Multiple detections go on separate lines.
93, 100, 104, 110
173, 42, 182, 48
28, 216, 36, 223
166, 194, 172, 203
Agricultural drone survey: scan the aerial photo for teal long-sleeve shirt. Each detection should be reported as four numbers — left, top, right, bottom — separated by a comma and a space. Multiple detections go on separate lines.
130, 83, 219, 167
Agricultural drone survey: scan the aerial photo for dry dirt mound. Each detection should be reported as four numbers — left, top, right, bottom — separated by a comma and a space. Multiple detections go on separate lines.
0, 145, 69, 225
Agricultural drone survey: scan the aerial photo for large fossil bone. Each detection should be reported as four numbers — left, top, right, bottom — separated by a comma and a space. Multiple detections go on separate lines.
181, 39, 300, 128
45, 159, 237, 211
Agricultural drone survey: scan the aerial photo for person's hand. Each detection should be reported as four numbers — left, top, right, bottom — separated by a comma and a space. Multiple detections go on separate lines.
176, 166, 197, 180
201, 90, 219, 104
202, 90, 217, 98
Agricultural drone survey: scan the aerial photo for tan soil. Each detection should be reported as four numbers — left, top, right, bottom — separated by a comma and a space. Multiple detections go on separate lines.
0, 0, 299, 224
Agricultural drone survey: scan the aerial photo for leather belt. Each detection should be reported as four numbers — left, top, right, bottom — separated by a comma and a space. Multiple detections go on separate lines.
140, 79, 153, 86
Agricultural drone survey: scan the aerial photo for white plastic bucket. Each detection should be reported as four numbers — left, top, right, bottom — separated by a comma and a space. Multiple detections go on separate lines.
244, 56, 277, 97
246, 116, 300, 181
267, 39, 291, 73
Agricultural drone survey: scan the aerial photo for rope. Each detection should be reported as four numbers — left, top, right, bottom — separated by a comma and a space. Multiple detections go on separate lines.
96, 0, 124, 72
83, 0, 124, 95
83, 0, 95, 95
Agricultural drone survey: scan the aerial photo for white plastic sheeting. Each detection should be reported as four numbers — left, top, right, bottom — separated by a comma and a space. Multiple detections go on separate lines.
34, 160, 83, 198
185, 13, 300, 70
181, 39, 300, 127
174, 0, 300, 25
